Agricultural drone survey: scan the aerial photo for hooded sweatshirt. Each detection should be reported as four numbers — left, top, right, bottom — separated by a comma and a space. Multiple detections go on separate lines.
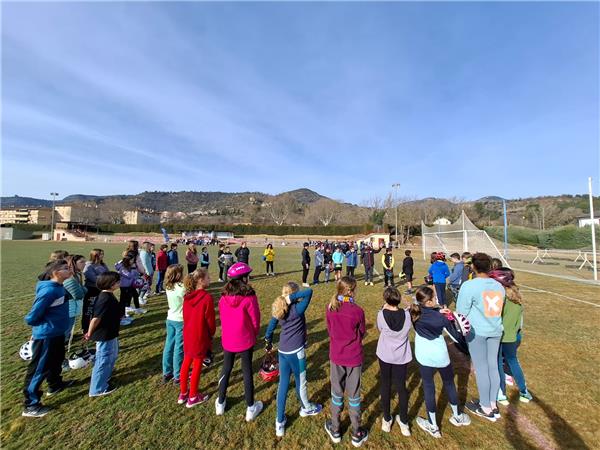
345, 250, 358, 267
156, 250, 168, 271
428, 260, 450, 284
326, 301, 366, 367
332, 251, 344, 265
25, 280, 69, 339
115, 261, 139, 288
376, 308, 412, 365
183, 289, 216, 358
219, 292, 261, 352
413, 306, 462, 368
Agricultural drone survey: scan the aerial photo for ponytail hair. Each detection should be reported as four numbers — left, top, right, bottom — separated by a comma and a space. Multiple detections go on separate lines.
184, 268, 209, 294
329, 276, 356, 312
271, 282, 300, 320
410, 285, 435, 323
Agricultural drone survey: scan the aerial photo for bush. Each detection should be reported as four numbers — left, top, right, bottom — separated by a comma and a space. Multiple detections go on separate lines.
485, 225, 600, 249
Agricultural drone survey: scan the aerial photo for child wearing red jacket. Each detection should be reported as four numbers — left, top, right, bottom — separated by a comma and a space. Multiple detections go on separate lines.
155, 244, 169, 294
178, 268, 216, 408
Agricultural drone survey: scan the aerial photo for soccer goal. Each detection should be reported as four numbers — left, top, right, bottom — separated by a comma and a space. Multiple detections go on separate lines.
421, 211, 510, 267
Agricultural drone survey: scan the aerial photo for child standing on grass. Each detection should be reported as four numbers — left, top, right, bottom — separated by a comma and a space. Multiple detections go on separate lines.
410, 286, 471, 438
216, 263, 263, 421
489, 268, 533, 404
447, 253, 464, 300
82, 249, 108, 333
264, 243, 275, 276
23, 260, 73, 418
218, 246, 234, 282
86, 272, 122, 397
428, 252, 450, 306
178, 268, 215, 407
115, 255, 144, 321
162, 265, 185, 385
186, 243, 199, 274
200, 247, 210, 269
64, 255, 87, 340
265, 283, 323, 437
345, 245, 358, 277
376, 287, 412, 436
332, 247, 344, 282
324, 277, 368, 447
402, 250, 414, 294
381, 247, 395, 287
155, 244, 169, 294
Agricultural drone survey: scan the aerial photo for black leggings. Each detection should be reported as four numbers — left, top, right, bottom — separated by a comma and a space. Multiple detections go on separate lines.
420, 364, 459, 416
302, 266, 310, 283
346, 266, 355, 277
187, 264, 197, 274
119, 286, 140, 313
218, 348, 254, 406
219, 264, 224, 280
266, 261, 274, 273
378, 358, 408, 422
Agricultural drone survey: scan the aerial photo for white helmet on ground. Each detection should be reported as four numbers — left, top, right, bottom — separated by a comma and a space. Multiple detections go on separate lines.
20, 340, 34, 361
453, 312, 471, 336
69, 349, 96, 370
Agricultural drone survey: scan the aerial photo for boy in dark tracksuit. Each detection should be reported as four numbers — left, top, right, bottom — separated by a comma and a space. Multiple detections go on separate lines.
22, 260, 73, 418
402, 250, 414, 293
301, 243, 311, 287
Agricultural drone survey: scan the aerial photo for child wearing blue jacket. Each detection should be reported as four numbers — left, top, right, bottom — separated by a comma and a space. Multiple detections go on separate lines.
22, 259, 73, 418
265, 284, 322, 437
345, 246, 358, 277
428, 253, 450, 306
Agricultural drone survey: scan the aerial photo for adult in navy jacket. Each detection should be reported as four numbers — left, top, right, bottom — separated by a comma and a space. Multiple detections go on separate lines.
22, 259, 73, 418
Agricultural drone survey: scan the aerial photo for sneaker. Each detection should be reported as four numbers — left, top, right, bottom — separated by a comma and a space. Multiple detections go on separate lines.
161, 374, 174, 385
275, 417, 287, 437
416, 417, 441, 438
89, 385, 118, 397
46, 380, 75, 397
186, 393, 210, 408
505, 374, 515, 386
245, 401, 264, 422
202, 355, 213, 368
381, 416, 393, 433
449, 413, 471, 427
139, 298, 148, 305
302, 283, 310, 288
125, 307, 136, 314
120, 317, 133, 326
465, 401, 496, 422
299, 403, 323, 417
61, 359, 70, 373
493, 408, 501, 419
519, 390, 533, 403
351, 428, 369, 447
395, 416, 411, 436
324, 420, 342, 444
134, 308, 147, 314
22, 404, 51, 418
218, 278, 223, 283
215, 397, 226, 415
497, 390, 509, 406
172, 378, 180, 385
369, 282, 374, 286
272, 272, 276, 276
364, 282, 369, 286
178, 392, 188, 404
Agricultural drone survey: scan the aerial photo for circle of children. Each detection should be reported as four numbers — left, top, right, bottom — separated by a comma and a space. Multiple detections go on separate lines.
21, 238, 532, 448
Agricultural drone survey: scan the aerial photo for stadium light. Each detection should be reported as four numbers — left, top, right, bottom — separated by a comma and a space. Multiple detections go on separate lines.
50, 192, 59, 240
392, 183, 400, 248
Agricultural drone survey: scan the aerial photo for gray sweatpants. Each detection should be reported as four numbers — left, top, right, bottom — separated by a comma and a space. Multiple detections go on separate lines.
330, 362, 362, 433
468, 334, 501, 409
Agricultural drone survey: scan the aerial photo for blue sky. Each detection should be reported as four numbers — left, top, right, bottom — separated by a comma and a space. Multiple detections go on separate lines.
2, 2, 599, 204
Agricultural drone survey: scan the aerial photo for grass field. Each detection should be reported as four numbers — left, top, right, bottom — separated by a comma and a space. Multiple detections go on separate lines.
1, 241, 599, 449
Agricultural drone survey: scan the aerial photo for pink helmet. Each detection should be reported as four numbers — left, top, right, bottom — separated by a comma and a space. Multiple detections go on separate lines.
227, 262, 253, 279
489, 268, 515, 287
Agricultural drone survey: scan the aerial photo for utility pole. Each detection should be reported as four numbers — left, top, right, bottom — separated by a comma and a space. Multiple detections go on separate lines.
50, 192, 59, 240
392, 183, 400, 248
589, 177, 597, 281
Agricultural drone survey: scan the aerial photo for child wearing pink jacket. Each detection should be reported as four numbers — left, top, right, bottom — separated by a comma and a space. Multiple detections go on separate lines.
215, 262, 263, 422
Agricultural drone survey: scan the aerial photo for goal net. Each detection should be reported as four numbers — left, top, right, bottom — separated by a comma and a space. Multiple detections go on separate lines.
421, 211, 509, 267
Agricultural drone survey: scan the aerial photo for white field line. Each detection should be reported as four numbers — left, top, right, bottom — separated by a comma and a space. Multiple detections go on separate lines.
514, 268, 600, 286
521, 284, 600, 308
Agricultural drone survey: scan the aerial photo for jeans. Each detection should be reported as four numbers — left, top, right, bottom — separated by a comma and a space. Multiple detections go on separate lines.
384, 270, 394, 287
312, 266, 322, 284
498, 334, 527, 394
324, 265, 331, 282
89, 338, 119, 395
277, 348, 311, 422
434, 283, 447, 306
468, 334, 501, 409
155, 270, 166, 293
162, 320, 184, 380
364, 266, 374, 282
23, 336, 65, 407
346, 266, 355, 277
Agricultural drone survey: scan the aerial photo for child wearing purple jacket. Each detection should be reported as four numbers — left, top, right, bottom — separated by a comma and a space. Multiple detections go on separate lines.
376, 287, 412, 436
324, 277, 368, 448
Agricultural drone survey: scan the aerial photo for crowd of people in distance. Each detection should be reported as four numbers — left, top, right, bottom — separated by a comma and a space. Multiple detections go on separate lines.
21, 240, 532, 448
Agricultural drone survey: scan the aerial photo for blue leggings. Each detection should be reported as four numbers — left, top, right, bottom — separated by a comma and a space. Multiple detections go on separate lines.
277, 348, 311, 422
498, 333, 527, 394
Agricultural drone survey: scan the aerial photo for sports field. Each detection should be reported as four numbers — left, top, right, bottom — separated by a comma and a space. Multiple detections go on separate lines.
1, 241, 598, 449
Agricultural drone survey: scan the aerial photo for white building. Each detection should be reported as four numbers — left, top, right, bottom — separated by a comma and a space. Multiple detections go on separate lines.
578, 216, 600, 228
433, 217, 452, 226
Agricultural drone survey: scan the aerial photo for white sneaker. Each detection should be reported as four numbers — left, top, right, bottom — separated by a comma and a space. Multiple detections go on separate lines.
218, 279, 223, 283
245, 401, 263, 422
125, 307, 135, 314
215, 397, 226, 416
134, 308, 147, 314
449, 413, 471, 427
396, 416, 411, 436
272, 272, 276, 276
416, 417, 441, 438
364, 282, 369, 286
275, 417, 286, 437
302, 283, 310, 288
381, 416, 393, 433
370, 282, 374, 286
139, 298, 148, 306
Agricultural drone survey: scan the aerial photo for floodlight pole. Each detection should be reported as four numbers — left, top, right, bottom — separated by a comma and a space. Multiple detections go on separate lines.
588, 177, 597, 281
392, 183, 400, 248
503, 199, 509, 259
50, 192, 59, 241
